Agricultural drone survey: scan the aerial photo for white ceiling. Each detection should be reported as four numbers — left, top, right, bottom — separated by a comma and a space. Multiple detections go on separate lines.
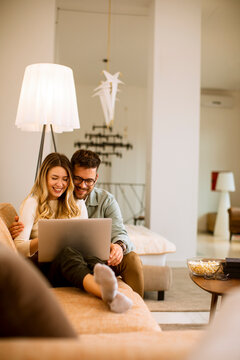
56, 0, 240, 91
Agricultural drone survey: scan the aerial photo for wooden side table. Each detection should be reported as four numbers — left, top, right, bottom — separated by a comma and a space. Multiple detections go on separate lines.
190, 274, 240, 321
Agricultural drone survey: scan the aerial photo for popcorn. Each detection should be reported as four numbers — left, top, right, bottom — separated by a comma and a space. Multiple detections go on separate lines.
188, 259, 220, 276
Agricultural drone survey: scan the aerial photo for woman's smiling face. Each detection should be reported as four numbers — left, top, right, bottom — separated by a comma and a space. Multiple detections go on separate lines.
47, 166, 69, 200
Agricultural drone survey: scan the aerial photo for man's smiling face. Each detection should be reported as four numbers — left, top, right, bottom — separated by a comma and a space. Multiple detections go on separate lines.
73, 165, 98, 200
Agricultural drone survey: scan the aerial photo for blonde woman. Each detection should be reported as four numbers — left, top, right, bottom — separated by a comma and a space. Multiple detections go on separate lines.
15, 152, 86, 257
14, 152, 132, 313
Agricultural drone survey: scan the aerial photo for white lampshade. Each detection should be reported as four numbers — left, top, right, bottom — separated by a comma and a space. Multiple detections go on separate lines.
15, 63, 80, 133
216, 172, 235, 192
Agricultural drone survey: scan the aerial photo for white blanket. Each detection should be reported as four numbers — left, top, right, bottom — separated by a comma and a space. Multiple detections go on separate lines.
125, 224, 176, 256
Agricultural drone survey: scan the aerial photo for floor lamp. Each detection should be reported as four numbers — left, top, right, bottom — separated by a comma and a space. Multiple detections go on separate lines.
15, 63, 80, 179
214, 172, 235, 238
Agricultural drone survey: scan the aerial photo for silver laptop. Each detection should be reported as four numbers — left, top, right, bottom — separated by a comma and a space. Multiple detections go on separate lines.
38, 218, 112, 262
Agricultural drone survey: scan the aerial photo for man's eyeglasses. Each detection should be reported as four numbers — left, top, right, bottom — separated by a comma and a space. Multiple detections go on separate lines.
73, 176, 96, 186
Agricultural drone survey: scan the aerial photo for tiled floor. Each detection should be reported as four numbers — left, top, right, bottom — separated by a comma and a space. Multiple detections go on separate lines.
151, 233, 240, 326
197, 233, 240, 259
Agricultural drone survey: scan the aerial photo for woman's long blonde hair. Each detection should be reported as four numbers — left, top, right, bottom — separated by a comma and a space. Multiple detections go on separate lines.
29, 152, 80, 220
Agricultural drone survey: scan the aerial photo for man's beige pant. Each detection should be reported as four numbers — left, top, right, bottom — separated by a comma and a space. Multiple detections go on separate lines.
111, 251, 144, 298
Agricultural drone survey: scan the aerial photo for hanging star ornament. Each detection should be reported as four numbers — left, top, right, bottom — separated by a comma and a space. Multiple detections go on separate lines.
93, 71, 123, 126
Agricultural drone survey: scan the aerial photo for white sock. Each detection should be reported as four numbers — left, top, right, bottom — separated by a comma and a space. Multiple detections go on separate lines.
94, 263, 133, 313
109, 292, 133, 313
94, 263, 118, 302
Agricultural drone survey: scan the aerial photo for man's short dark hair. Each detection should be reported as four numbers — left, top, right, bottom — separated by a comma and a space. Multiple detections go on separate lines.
71, 149, 101, 170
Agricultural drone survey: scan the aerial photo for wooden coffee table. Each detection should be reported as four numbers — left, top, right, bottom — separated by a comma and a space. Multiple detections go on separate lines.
190, 274, 240, 321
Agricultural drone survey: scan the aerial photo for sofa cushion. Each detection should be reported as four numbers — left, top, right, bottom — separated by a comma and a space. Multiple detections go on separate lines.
0, 203, 18, 228
0, 203, 18, 252
0, 243, 76, 338
188, 287, 240, 360
0, 217, 17, 253
52, 280, 160, 335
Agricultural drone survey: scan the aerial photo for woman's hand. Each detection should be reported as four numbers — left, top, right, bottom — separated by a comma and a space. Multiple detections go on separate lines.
8, 216, 24, 239
107, 243, 123, 267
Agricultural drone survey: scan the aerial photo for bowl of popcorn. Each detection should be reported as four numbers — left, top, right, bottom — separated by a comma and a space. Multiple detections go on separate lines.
187, 257, 223, 278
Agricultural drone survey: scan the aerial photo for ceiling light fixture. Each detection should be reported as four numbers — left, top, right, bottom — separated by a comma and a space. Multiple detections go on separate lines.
93, 0, 123, 126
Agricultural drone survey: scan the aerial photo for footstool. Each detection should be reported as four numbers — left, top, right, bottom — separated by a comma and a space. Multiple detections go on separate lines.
143, 265, 172, 300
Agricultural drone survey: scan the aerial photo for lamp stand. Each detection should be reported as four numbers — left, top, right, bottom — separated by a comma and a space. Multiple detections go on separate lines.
35, 124, 57, 180
214, 191, 230, 238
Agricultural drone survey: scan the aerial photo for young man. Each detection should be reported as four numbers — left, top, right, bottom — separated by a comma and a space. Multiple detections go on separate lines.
10, 150, 144, 297
70, 150, 144, 297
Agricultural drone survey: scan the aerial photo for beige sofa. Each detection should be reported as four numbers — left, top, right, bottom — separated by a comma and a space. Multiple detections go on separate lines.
0, 203, 202, 360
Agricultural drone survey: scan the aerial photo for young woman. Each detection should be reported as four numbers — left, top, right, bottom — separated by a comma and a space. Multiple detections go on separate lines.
14, 152, 132, 313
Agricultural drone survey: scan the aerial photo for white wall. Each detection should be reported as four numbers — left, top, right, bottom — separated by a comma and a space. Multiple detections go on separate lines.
56, 83, 147, 221
55, 0, 148, 222
147, 0, 201, 263
55, 0, 148, 189
198, 91, 240, 231
0, 0, 56, 210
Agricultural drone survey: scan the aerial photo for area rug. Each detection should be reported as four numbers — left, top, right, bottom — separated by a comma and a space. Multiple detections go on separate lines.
144, 267, 218, 312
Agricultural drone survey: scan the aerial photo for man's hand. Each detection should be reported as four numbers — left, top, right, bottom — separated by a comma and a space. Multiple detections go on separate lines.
107, 243, 123, 267
8, 216, 24, 239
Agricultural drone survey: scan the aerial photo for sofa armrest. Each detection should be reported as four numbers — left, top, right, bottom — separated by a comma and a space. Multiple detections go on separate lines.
0, 331, 203, 360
